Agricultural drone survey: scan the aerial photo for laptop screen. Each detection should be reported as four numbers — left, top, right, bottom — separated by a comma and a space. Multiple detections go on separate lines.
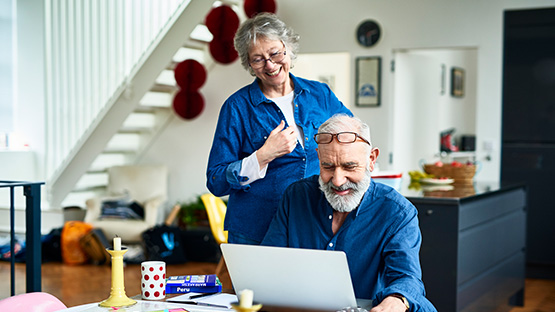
221, 243, 360, 310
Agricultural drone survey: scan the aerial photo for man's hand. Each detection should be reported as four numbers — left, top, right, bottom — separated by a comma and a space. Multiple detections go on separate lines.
369, 295, 408, 312
256, 120, 298, 167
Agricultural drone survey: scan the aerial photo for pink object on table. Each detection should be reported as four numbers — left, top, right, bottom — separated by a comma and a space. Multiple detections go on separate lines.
0, 292, 67, 312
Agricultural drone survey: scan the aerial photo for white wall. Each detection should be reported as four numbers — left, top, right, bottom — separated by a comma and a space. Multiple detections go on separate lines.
13, 0, 46, 177
0, 0, 14, 134
131, 0, 555, 214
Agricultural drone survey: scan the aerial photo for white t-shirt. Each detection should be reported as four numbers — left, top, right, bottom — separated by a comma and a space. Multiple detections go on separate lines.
239, 91, 304, 185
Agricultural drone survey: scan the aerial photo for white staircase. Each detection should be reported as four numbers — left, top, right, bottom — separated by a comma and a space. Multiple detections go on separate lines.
48, 1, 243, 209
62, 45, 213, 207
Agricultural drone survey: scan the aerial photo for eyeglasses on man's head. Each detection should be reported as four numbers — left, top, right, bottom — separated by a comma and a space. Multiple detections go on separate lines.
314, 132, 371, 145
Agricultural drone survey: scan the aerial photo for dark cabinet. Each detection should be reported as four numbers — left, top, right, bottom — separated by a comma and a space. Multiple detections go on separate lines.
502, 7, 555, 271
405, 184, 526, 312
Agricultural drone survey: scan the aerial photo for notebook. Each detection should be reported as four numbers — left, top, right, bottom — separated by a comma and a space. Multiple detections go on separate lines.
220, 243, 373, 310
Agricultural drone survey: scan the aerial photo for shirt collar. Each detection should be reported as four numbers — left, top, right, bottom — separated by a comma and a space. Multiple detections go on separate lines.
248, 73, 309, 106
354, 180, 376, 217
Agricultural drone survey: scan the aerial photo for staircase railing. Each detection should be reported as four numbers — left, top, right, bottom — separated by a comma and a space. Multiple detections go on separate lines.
45, 0, 218, 208
44, 0, 190, 183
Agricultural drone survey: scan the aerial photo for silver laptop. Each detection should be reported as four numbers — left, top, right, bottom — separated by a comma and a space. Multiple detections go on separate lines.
220, 243, 373, 310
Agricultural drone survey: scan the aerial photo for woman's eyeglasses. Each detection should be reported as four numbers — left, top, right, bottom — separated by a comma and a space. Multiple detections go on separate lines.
249, 50, 287, 69
314, 132, 371, 145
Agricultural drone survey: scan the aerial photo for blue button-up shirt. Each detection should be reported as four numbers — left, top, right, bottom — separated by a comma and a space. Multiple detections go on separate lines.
262, 175, 437, 312
206, 74, 352, 242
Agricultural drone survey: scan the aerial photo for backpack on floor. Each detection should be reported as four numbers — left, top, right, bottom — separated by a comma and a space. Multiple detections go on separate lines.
142, 224, 187, 264
61, 221, 93, 265
80, 228, 111, 265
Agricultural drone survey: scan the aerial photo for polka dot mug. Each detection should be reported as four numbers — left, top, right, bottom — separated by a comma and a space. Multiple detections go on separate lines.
141, 261, 166, 300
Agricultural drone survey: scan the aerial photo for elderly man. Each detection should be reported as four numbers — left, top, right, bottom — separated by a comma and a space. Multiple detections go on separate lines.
262, 114, 436, 312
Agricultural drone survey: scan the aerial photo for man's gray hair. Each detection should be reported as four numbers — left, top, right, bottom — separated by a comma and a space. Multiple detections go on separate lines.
234, 12, 300, 76
318, 114, 372, 155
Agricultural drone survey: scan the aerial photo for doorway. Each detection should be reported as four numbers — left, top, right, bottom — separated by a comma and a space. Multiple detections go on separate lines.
391, 48, 478, 174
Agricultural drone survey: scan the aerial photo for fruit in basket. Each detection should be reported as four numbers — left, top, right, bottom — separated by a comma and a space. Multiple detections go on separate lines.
434, 161, 443, 167
424, 160, 477, 183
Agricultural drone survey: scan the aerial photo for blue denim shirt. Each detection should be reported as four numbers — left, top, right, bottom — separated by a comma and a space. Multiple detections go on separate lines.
262, 176, 437, 312
206, 74, 352, 242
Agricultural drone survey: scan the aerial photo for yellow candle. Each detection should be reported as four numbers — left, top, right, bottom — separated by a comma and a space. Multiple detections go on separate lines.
239, 289, 253, 308
113, 236, 121, 251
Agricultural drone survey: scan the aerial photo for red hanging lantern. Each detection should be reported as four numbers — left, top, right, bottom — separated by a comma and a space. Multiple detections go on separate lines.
172, 90, 205, 120
173, 59, 207, 91
205, 5, 240, 40
209, 39, 238, 64
243, 0, 277, 18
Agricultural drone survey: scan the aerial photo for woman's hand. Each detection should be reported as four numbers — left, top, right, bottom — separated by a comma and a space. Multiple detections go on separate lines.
257, 120, 298, 167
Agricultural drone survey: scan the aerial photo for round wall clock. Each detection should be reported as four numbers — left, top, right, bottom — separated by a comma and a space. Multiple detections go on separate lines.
356, 20, 381, 47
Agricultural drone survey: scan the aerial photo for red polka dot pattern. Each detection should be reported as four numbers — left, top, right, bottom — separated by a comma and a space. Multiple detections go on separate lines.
141, 262, 166, 300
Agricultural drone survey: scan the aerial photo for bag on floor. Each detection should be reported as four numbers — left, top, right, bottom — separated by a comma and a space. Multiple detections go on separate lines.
80, 228, 111, 265
142, 224, 187, 264
61, 221, 93, 265
42, 227, 63, 262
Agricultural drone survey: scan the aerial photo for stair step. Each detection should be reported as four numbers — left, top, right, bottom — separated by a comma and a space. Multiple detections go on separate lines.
150, 84, 177, 93
122, 112, 157, 131
190, 24, 213, 43
90, 153, 131, 172
140, 91, 173, 108
61, 189, 105, 209
105, 133, 141, 152
74, 172, 109, 191
172, 46, 207, 64
156, 69, 177, 86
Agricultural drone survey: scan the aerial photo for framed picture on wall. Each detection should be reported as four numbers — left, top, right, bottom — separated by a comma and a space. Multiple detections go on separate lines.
356, 56, 381, 107
451, 67, 465, 98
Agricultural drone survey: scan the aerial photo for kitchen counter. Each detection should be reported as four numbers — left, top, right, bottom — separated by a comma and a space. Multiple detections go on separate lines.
400, 179, 523, 201
398, 180, 527, 312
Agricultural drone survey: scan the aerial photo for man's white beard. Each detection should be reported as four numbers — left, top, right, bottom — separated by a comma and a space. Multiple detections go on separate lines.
318, 169, 371, 213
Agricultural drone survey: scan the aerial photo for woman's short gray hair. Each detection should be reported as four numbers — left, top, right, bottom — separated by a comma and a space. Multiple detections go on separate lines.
234, 12, 300, 76
318, 114, 372, 154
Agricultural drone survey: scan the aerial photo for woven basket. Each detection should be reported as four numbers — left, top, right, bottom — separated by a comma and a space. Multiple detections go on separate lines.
423, 163, 476, 182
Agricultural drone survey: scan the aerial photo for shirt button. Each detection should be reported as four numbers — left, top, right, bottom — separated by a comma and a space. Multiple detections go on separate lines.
329, 242, 334, 248
305, 137, 308, 141
302, 158, 306, 161
264, 136, 267, 139
328, 215, 332, 220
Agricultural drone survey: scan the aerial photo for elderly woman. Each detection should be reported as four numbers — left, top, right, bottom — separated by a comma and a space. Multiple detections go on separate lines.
206, 13, 351, 245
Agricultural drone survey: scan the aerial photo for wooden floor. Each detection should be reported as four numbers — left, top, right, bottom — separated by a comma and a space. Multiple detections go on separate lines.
1, 261, 554, 311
